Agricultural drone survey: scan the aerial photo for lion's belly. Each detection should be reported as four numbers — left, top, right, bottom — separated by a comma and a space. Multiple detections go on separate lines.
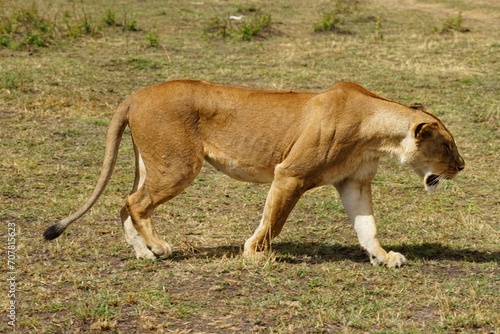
203, 145, 276, 183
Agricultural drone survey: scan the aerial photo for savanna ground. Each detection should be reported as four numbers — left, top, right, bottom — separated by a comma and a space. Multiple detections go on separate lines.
1, 0, 499, 332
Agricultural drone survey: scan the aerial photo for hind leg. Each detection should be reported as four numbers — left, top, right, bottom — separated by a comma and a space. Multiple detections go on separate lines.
125, 150, 203, 259
120, 151, 157, 259
125, 189, 173, 259
124, 105, 204, 259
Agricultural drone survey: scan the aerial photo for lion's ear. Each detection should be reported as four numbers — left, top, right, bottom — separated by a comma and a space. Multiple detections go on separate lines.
414, 122, 438, 140
409, 103, 426, 111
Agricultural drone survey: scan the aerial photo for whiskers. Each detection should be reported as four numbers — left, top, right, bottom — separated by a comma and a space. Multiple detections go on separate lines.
425, 170, 456, 192
440, 170, 457, 181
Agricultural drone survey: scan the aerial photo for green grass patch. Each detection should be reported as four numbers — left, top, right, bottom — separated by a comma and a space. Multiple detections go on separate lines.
312, 0, 359, 34
204, 9, 276, 41
436, 12, 471, 33
0, 4, 141, 50
0, 5, 52, 49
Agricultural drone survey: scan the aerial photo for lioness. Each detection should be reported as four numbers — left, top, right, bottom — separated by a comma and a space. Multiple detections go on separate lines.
44, 80, 464, 267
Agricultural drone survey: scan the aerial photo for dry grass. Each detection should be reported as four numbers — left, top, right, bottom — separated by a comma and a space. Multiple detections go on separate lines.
1, 0, 499, 333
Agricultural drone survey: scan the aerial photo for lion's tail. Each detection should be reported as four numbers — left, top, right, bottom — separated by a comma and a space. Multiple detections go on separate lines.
43, 99, 131, 240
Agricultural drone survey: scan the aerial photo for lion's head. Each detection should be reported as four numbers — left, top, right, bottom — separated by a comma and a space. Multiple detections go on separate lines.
413, 122, 465, 191
401, 104, 465, 192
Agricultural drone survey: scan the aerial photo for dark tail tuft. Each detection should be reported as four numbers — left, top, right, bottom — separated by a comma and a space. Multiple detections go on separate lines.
43, 224, 64, 240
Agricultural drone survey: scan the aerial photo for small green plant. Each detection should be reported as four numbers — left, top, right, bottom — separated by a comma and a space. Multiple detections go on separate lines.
124, 16, 138, 31
204, 16, 231, 38
145, 31, 160, 47
374, 15, 383, 40
25, 30, 47, 47
72, 16, 100, 38
239, 20, 261, 41
79, 15, 99, 36
312, 0, 358, 34
123, 9, 140, 31
437, 12, 470, 33
204, 13, 274, 41
63, 11, 79, 38
0, 36, 11, 47
237, 14, 272, 41
313, 12, 343, 33
103, 7, 138, 31
103, 8, 118, 27
63, 5, 102, 39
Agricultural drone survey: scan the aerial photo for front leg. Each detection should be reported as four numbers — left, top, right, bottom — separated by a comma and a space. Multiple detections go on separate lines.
243, 166, 306, 258
335, 179, 407, 267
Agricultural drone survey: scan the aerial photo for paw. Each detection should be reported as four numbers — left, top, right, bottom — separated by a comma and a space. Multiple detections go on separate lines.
130, 237, 157, 259
243, 240, 271, 262
148, 240, 173, 259
385, 251, 407, 268
243, 249, 269, 262
135, 249, 157, 260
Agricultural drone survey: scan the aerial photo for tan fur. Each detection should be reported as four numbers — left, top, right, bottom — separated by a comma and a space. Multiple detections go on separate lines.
44, 80, 465, 267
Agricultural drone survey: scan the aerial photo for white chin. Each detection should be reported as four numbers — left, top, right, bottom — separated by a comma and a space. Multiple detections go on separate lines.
424, 182, 438, 193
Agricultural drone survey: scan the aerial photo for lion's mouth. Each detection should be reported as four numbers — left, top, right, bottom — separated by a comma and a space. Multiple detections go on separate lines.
425, 174, 440, 187
424, 173, 441, 192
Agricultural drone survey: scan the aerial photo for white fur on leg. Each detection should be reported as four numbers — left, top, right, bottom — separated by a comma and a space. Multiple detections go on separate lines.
337, 180, 407, 267
123, 152, 156, 259
123, 216, 156, 259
